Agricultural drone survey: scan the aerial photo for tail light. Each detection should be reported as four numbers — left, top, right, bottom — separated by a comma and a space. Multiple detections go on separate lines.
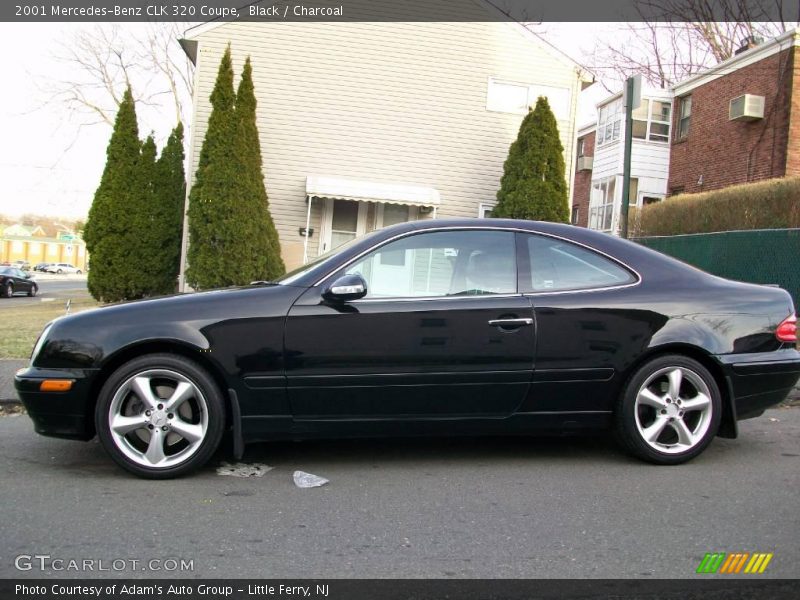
776, 314, 797, 343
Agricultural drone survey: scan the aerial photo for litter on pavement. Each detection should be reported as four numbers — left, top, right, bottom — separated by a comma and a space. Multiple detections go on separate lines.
293, 470, 329, 488
216, 462, 274, 477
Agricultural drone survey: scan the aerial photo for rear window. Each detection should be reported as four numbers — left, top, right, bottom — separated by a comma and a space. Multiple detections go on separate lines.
524, 234, 636, 292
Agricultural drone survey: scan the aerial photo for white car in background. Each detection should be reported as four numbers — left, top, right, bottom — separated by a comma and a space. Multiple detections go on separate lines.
45, 263, 82, 274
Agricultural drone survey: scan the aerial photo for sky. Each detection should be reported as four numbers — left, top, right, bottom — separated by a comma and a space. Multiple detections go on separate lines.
0, 22, 610, 221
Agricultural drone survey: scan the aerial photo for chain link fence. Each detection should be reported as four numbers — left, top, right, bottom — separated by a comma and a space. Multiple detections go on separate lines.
634, 229, 800, 311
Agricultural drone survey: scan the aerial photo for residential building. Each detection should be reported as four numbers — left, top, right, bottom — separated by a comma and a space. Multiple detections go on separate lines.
571, 90, 673, 234
178, 13, 591, 285
668, 29, 800, 194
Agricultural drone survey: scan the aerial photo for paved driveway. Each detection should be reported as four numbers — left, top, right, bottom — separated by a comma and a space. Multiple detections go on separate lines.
1, 407, 798, 579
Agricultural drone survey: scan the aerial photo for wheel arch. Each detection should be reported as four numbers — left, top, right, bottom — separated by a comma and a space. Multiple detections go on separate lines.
85, 340, 232, 438
621, 343, 737, 439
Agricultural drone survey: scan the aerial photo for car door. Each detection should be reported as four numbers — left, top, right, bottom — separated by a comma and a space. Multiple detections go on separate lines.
284, 229, 535, 419
13, 269, 31, 293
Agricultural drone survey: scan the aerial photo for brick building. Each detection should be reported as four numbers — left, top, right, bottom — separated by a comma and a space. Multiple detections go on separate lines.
571, 125, 595, 227
668, 29, 800, 194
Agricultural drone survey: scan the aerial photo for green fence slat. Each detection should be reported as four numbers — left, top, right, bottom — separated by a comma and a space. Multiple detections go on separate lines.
633, 229, 800, 311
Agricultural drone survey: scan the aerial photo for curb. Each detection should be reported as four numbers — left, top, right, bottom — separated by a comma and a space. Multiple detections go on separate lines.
0, 399, 22, 406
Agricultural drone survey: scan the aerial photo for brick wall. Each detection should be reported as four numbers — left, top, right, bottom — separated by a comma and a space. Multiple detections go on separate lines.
571, 130, 595, 227
668, 46, 797, 195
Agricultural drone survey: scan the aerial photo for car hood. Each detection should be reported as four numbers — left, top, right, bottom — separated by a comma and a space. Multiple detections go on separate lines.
35, 284, 308, 369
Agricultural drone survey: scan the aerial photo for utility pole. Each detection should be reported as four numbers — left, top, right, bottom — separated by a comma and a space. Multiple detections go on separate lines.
620, 74, 641, 239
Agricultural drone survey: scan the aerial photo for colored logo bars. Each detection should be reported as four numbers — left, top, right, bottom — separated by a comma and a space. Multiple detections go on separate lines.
696, 552, 773, 574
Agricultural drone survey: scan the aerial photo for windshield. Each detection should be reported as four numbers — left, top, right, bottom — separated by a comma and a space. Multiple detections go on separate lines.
276, 235, 367, 285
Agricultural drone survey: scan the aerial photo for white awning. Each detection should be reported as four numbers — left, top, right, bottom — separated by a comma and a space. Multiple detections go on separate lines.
305, 175, 440, 207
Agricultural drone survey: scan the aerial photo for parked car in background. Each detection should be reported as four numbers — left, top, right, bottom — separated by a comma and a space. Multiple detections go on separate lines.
45, 263, 82, 274
0, 266, 38, 297
12, 260, 31, 271
34, 263, 53, 272
14, 219, 800, 478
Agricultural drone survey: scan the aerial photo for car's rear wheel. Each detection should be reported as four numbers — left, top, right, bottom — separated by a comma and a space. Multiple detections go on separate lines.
3, 282, 13, 298
56, 269, 63, 274
27, 284, 37, 297
96, 354, 225, 479
76, 270, 82, 274
615, 355, 721, 464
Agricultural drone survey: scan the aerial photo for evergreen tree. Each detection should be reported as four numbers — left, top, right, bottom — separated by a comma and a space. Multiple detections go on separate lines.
234, 56, 285, 280
492, 96, 569, 223
84, 87, 142, 302
186, 48, 284, 289
129, 135, 158, 298
149, 123, 186, 295
185, 46, 237, 289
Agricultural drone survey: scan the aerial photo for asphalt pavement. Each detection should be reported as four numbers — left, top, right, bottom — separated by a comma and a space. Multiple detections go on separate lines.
1, 407, 799, 579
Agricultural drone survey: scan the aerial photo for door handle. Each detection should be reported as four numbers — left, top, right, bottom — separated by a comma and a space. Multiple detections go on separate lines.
488, 318, 533, 329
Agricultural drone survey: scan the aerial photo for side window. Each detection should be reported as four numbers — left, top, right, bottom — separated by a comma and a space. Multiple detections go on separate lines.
342, 230, 516, 298
524, 234, 635, 292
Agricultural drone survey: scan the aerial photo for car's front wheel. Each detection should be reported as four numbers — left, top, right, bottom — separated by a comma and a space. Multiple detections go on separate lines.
27, 284, 37, 297
3, 282, 13, 298
96, 354, 225, 478
615, 355, 721, 464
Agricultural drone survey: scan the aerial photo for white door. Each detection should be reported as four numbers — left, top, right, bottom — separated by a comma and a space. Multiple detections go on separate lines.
320, 199, 368, 255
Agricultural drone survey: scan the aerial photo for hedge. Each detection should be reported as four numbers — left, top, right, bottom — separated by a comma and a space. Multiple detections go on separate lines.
629, 176, 800, 237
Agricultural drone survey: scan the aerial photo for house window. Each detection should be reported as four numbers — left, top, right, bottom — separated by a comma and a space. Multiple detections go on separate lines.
632, 99, 671, 143
597, 98, 622, 146
478, 203, 496, 218
589, 177, 616, 232
642, 196, 663, 206
669, 186, 685, 196
571, 206, 580, 225
486, 78, 571, 120
677, 95, 691, 140
627, 177, 639, 206
577, 138, 585, 157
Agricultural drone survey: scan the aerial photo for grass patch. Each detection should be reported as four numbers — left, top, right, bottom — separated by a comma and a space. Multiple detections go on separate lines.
0, 296, 101, 359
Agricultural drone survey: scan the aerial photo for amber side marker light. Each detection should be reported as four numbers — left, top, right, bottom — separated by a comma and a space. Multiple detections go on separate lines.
39, 380, 74, 392
776, 314, 797, 343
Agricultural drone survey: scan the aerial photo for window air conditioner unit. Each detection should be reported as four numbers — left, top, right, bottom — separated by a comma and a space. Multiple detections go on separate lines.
729, 94, 764, 121
577, 156, 593, 171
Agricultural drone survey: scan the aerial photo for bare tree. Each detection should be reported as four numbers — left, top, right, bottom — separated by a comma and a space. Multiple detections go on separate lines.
586, 0, 797, 91
42, 23, 194, 131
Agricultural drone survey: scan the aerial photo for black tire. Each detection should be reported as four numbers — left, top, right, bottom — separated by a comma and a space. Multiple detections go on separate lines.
76, 270, 82, 275
56, 269, 63, 274
27, 284, 37, 297
614, 354, 721, 465
95, 353, 225, 479
3, 282, 13, 298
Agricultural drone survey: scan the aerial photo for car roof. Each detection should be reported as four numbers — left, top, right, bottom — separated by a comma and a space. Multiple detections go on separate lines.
284, 218, 704, 287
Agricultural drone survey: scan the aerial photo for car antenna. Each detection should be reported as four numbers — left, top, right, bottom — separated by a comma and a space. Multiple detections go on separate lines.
65, 299, 71, 315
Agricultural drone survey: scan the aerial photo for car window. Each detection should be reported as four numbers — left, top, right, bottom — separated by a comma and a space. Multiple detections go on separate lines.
524, 234, 635, 292
342, 230, 516, 298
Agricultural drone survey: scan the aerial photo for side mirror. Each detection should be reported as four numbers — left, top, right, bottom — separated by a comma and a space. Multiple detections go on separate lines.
323, 274, 368, 302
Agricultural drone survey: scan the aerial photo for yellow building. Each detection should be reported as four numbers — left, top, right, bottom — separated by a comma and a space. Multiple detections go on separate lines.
0, 225, 88, 270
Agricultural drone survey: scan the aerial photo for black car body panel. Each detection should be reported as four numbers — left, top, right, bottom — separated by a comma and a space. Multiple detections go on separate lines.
15, 219, 800, 446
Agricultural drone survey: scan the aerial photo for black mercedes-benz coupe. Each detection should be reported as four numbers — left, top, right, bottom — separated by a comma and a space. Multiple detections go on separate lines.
15, 219, 800, 478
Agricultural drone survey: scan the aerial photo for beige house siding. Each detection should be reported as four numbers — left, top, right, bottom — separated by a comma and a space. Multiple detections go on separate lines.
182, 20, 586, 277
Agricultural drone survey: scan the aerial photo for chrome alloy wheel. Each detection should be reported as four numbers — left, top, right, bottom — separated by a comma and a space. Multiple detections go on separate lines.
107, 369, 209, 468
633, 366, 713, 454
